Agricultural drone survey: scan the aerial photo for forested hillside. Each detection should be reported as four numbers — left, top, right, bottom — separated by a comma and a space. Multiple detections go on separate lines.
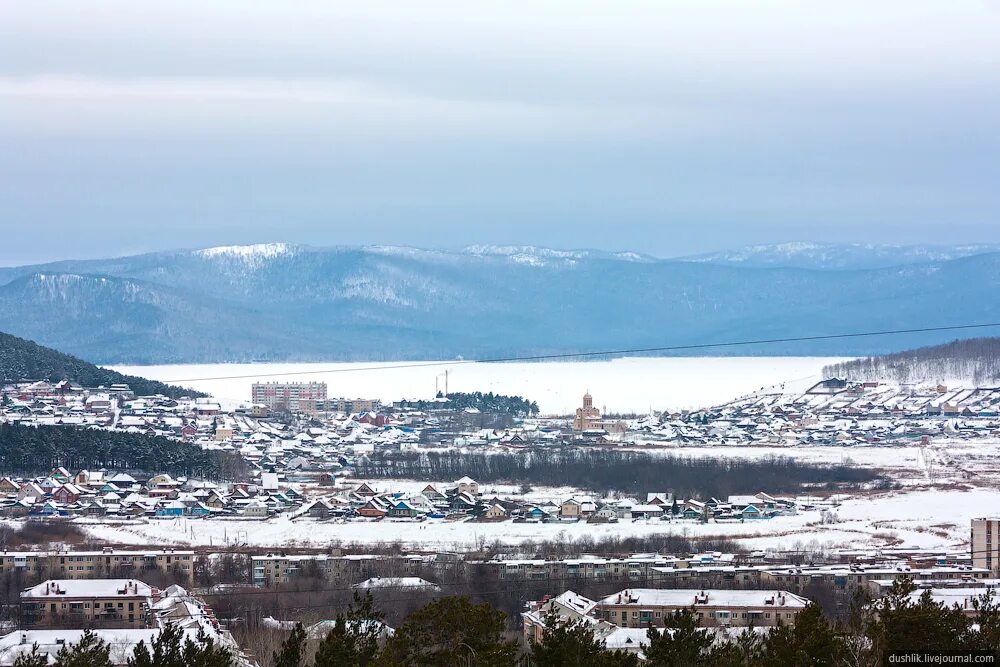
4, 244, 1000, 363
0, 423, 246, 479
824, 337, 1000, 384
0, 331, 205, 398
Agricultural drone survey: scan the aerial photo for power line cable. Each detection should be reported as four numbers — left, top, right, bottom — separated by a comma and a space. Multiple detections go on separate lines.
160, 322, 1000, 384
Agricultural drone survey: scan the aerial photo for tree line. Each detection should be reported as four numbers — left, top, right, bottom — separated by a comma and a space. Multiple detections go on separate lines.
824, 336, 1000, 385
35, 579, 1000, 666
12, 623, 236, 667
0, 330, 205, 399
0, 423, 246, 479
354, 449, 882, 496
397, 391, 539, 416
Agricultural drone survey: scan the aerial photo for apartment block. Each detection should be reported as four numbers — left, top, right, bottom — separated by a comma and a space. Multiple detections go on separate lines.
251, 382, 328, 414
20, 579, 156, 628
0, 549, 194, 582
597, 589, 808, 628
972, 518, 1000, 576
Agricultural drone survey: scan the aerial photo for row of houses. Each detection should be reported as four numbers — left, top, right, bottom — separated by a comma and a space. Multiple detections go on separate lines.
634, 380, 1000, 448
0, 466, 311, 520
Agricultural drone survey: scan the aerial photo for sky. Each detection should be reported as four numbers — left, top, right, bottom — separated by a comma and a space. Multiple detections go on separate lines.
1, 1, 999, 265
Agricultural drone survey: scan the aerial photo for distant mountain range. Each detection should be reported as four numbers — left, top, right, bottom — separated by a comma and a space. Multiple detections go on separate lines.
680, 242, 1000, 270
1, 242, 999, 364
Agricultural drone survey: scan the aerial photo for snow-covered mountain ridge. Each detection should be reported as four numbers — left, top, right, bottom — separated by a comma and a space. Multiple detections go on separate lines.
680, 242, 1000, 270
1, 243, 998, 363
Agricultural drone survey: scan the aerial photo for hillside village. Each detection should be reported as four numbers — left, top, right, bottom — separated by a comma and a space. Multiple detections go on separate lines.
4, 374, 1000, 662
2, 377, 999, 527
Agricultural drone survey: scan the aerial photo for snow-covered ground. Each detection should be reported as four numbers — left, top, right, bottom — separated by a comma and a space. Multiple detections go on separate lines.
112, 356, 844, 414
71, 437, 1000, 554
97, 357, 996, 554
72, 485, 996, 553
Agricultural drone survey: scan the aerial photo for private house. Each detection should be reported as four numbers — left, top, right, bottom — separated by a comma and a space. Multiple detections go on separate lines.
358, 497, 390, 518
484, 504, 508, 520
682, 501, 706, 521
303, 498, 334, 520
155, 501, 185, 517
449, 493, 477, 512
525, 506, 549, 521
455, 477, 480, 496
630, 504, 665, 519
51, 484, 83, 504
560, 499, 583, 518
421, 485, 445, 501
386, 500, 422, 519
355, 483, 378, 497
243, 500, 269, 518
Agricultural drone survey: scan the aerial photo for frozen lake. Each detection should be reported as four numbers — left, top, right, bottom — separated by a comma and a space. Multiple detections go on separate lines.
112, 356, 845, 414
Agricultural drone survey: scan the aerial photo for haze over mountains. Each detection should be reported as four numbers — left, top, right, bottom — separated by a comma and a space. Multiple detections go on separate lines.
1, 242, 998, 364
682, 242, 1000, 270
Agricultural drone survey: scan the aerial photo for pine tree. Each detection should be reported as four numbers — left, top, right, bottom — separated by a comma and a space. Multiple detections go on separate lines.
313, 617, 360, 667
180, 630, 235, 667
528, 612, 638, 667
12, 646, 49, 667
971, 590, 1000, 659
51, 630, 113, 667
377, 596, 518, 666
871, 578, 973, 656
644, 609, 716, 667
129, 624, 235, 667
756, 603, 838, 667
703, 628, 761, 667
273, 623, 306, 667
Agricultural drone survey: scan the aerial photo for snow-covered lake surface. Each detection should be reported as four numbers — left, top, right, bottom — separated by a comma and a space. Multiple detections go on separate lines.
112, 357, 845, 414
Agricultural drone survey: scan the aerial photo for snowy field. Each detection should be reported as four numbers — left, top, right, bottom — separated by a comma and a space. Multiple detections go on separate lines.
112, 356, 844, 414
70, 486, 998, 554
97, 356, 998, 554
64, 434, 1000, 553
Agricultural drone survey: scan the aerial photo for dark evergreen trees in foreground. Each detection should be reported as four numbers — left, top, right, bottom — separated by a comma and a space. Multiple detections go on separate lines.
20, 581, 1000, 666
0, 423, 246, 479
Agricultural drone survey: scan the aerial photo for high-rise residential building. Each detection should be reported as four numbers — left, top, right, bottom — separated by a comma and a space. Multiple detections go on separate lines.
972, 518, 1000, 575
251, 382, 328, 414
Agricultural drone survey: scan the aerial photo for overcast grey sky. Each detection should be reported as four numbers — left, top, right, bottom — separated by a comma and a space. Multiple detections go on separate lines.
1, 1, 998, 265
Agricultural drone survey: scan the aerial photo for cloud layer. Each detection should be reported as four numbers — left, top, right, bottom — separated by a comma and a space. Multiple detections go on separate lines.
1, 0, 998, 263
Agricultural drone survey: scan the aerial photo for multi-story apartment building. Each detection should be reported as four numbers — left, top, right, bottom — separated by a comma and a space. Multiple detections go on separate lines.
251, 553, 427, 586
0, 548, 194, 582
327, 398, 380, 414
596, 588, 808, 628
972, 518, 1000, 575
20, 579, 156, 628
482, 555, 758, 585
251, 382, 328, 414
761, 563, 987, 593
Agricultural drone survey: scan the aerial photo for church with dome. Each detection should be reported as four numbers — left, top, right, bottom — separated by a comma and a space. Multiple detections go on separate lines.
572, 391, 626, 434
